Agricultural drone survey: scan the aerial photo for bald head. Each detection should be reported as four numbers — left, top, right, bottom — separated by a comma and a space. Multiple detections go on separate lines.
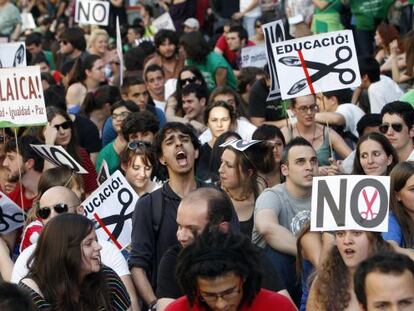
39, 186, 81, 224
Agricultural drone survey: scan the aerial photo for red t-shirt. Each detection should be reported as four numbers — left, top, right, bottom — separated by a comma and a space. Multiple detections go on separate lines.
215, 35, 255, 67
165, 289, 297, 311
8, 183, 36, 211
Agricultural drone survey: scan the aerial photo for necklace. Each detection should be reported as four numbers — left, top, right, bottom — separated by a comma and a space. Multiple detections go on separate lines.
224, 187, 251, 201
296, 124, 317, 146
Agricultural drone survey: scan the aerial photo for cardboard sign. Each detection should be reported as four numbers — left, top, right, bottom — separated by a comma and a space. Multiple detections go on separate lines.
273, 30, 361, 99
152, 12, 175, 32
97, 159, 109, 185
0, 42, 26, 68
81, 170, 139, 250
0, 191, 25, 234
30, 144, 88, 174
262, 19, 286, 101
75, 0, 110, 26
0, 66, 46, 127
21, 12, 36, 31
241, 44, 267, 68
219, 139, 261, 151
116, 16, 124, 86
311, 175, 390, 232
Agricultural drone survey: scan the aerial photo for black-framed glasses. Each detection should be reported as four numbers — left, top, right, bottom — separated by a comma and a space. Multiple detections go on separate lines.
199, 281, 242, 303
379, 122, 404, 134
36, 203, 69, 220
127, 140, 151, 150
296, 104, 318, 114
180, 76, 198, 87
54, 120, 72, 131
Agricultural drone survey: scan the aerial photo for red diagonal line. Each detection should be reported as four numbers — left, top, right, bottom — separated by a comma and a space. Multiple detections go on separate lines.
297, 50, 315, 95
94, 213, 123, 250
362, 189, 378, 212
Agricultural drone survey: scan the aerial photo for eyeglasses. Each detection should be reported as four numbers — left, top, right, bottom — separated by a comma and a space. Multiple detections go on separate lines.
199, 282, 242, 303
296, 104, 318, 114
54, 120, 72, 131
112, 111, 131, 120
127, 140, 151, 150
180, 76, 198, 87
379, 122, 404, 134
36, 203, 69, 220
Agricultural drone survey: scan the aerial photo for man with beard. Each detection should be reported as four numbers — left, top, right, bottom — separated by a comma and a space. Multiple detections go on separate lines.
3, 136, 43, 211
144, 30, 185, 80
129, 122, 210, 310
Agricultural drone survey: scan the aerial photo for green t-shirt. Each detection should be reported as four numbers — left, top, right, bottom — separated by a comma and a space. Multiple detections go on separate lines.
96, 141, 120, 175
186, 51, 237, 92
350, 0, 393, 31
312, 0, 344, 33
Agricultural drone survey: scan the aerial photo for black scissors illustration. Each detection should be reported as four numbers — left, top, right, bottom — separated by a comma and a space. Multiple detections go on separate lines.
279, 46, 356, 95
0, 206, 25, 233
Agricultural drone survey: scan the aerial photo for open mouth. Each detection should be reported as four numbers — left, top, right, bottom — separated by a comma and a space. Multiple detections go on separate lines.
176, 150, 188, 167
344, 248, 355, 256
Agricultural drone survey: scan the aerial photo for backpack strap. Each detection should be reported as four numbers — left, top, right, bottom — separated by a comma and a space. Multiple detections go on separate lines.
150, 188, 165, 241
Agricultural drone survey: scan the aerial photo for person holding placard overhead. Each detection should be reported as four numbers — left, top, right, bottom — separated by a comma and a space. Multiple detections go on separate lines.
281, 95, 351, 168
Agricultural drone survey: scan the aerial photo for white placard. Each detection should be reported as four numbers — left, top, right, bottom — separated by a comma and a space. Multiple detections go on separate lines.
30, 144, 88, 174
311, 175, 390, 232
81, 170, 139, 250
262, 19, 286, 101
0, 66, 46, 127
75, 0, 110, 26
21, 12, 36, 31
152, 12, 175, 32
0, 42, 26, 68
273, 30, 361, 100
241, 44, 267, 68
97, 159, 109, 185
0, 191, 25, 234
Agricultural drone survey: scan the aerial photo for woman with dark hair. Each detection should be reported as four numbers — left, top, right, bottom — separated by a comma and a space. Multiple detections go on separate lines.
166, 230, 296, 310
180, 31, 237, 92
43, 106, 98, 195
196, 101, 236, 181
252, 125, 286, 187
66, 54, 106, 114
384, 161, 414, 248
120, 141, 162, 196
219, 140, 273, 237
80, 85, 122, 135
307, 231, 392, 310
391, 30, 414, 84
352, 132, 397, 176
165, 66, 208, 132
18, 214, 131, 310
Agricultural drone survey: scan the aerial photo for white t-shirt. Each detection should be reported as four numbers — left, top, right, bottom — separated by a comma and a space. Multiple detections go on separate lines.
11, 240, 130, 283
198, 117, 257, 144
240, 0, 262, 17
336, 103, 365, 138
368, 75, 404, 114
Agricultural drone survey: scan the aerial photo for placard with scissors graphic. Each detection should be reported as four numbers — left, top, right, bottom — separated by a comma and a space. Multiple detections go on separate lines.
272, 30, 361, 100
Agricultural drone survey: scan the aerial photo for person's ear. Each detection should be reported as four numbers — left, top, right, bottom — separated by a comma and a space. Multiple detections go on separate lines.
409, 124, 414, 138
159, 155, 167, 166
281, 163, 289, 176
218, 221, 230, 233
194, 148, 199, 160
25, 158, 35, 170
200, 97, 206, 107
76, 205, 85, 215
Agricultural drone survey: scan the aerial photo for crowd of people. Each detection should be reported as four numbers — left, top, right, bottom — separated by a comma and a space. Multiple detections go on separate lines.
1, 0, 414, 310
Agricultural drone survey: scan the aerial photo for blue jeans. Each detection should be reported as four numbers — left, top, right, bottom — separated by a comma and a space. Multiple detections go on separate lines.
264, 245, 301, 307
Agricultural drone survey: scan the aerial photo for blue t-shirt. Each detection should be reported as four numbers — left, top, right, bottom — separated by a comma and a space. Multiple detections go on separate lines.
382, 212, 405, 247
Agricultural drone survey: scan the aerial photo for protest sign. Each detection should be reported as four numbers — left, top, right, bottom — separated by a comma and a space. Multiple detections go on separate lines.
97, 159, 109, 185
75, 0, 110, 26
241, 44, 267, 68
262, 19, 286, 101
116, 16, 124, 86
152, 12, 175, 31
21, 12, 36, 32
0, 191, 25, 235
311, 175, 390, 232
0, 66, 46, 127
273, 30, 361, 99
219, 139, 261, 151
0, 42, 26, 68
30, 144, 88, 174
81, 170, 139, 250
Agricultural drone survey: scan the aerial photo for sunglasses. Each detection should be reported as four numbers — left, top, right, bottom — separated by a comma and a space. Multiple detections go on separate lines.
54, 120, 72, 131
379, 123, 404, 134
36, 203, 69, 220
128, 140, 151, 150
180, 76, 198, 86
